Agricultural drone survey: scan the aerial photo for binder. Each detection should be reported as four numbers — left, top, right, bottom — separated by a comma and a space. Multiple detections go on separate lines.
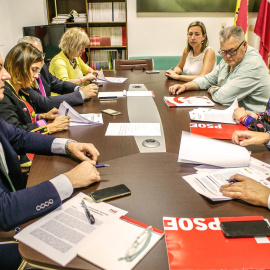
190, 122, 248, 139
163, 216, 270, 269
164, 96, 214, 107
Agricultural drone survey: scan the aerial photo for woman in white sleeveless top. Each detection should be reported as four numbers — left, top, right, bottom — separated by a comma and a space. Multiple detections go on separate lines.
165, 21, 216, 82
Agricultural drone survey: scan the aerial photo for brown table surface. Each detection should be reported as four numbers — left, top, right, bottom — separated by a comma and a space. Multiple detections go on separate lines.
19, 70, 270, 269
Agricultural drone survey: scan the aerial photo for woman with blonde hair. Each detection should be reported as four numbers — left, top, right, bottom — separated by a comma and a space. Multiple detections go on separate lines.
49, 27, 97, 86
165, 21, 216, 82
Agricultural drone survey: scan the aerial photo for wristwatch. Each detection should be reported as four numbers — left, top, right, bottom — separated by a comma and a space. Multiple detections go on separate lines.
65, 139, 77, 157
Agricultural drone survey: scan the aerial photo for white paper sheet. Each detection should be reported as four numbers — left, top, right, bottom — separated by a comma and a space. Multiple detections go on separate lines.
98, 91, 154, 98
194, 157, 270, 178
15, 193, 127, 266
178, 131, 250, 168
189, 98, 238, 124
183, 167, 270, 201
105, 123, 161, 136
96, 69, 127, 83
78, 219, 163, 270
58, 101, 103, 126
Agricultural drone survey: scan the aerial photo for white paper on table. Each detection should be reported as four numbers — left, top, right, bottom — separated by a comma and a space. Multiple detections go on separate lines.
58, 101, 103, 126
105, 123, 161, 136
178, 131, 250, 168
98, 90, 154, 98
78, 218, 163, 270
183, 167, 270, 201
15, 193, 127, 266
126, 91, 154, 97
189, 98, 238, 124
194, 157, 270, 178
96, 69, 127, 83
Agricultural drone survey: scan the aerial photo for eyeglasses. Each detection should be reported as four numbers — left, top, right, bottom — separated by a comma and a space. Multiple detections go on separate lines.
218, 40, 245, 57
118, 226, 153, 262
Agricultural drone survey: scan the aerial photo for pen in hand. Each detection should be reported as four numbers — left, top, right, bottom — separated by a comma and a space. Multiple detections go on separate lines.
65, 108, 69, 116
81, 199, 95, 225
226, 179, 238, 183
95, 164, 110, 168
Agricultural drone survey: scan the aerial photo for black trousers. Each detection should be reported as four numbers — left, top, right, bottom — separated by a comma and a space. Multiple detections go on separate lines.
0, 242, 22, 270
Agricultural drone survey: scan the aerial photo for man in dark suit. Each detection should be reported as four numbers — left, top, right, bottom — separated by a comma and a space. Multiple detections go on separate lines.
0, 53, 101, 269
17, 36, 99, 113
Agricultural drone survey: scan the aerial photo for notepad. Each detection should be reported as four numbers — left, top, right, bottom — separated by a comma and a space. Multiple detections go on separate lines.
78, 216, 164, 270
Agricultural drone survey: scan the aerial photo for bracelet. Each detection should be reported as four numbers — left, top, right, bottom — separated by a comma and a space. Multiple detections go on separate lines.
79, 78, 83, 84
65, 139, 77, 157
239, 114, 248, 124
183, 84, 187, 91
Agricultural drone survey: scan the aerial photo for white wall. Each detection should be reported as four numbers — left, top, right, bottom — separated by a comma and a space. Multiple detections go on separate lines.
0, 0, 260, 59
127, 0, 260, 57
0, 0, 46, 58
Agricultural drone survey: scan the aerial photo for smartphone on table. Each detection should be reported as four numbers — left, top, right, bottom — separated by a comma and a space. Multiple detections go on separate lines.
220, 220, 270, 238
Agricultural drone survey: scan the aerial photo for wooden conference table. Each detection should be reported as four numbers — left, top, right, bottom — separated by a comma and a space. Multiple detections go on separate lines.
19, 70, 270, 269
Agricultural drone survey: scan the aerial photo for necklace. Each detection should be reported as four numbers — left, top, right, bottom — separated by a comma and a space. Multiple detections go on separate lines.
65, 53, 77, 69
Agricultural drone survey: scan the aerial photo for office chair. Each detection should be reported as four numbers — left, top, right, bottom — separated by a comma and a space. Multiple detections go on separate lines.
114, 59, 153, 71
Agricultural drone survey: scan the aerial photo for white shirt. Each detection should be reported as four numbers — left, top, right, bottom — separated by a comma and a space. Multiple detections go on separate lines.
183, 46, 215, 75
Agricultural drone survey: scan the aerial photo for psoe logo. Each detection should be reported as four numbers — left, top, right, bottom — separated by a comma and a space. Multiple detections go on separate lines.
109, 209, 118, 214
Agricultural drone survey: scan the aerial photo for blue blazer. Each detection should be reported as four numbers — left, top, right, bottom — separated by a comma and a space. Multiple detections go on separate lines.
21, 64, 83, 113
0, 119, 61, 231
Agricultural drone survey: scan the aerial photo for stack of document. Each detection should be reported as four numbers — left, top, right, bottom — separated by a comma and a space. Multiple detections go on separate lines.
179, 131, 270, 201
58, 101, 103, 126
51, 14, 69, 23
183, 164, 270, 201
15, 193, 164, 269
73, 13, 87, 23
178, 131, 250, 168
96, 69, 127, 83
189, 99, 238, 124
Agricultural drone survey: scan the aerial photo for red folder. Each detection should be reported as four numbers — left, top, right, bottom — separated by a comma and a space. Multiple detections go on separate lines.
190, 122, 248, 139
163, 216, 270, 270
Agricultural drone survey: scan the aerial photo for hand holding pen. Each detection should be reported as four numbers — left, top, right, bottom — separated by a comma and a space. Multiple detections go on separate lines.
220, 174, 270, 208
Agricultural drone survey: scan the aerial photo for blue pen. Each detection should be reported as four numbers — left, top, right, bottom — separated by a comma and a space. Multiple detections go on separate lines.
227, 179, 238, 183
65, 108, 69, 116
95, 164, 110, 168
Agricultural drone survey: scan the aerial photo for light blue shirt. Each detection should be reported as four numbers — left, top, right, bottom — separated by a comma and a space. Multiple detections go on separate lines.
194, 45, 270, 112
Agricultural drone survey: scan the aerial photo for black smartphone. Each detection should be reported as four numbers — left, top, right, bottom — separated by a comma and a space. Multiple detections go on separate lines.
220, 220, 270, 238
98, 96, 118, 101
90, 184, 131, 202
